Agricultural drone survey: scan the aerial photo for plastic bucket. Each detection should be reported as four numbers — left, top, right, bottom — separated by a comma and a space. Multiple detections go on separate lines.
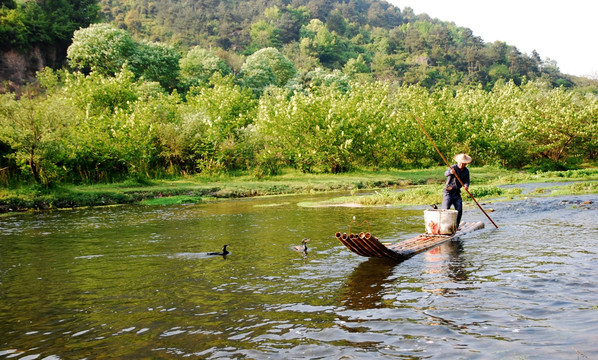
424, 209, 458, 235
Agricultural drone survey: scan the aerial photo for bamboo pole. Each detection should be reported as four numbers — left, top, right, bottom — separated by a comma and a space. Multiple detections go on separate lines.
413, 115, 499, 228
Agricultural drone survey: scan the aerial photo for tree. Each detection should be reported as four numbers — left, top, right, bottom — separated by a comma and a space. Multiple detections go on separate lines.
326, 9, 347, 35
241, 47, 296, 95
133, 41, 181, 89
343, 54, 369, 77
0, 6, 29, 50
184, 74, 258, 170
68, 24, 182, 90
42, 0, 100, 43
67, 23, 136, 76
249, 20, 282, 50
0, 84, 79, 186
275, 6, 309, 44
179, 46, 232, 88
404, 25, 425, 53
518, 82, 596, 163
0, 0, 98, 51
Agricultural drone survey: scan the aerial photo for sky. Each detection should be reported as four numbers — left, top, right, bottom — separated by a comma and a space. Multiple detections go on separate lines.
388, 0, 598, 78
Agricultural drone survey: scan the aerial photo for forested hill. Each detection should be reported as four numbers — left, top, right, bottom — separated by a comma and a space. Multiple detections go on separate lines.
96, 0, 578, 89
2, 0, 593, 90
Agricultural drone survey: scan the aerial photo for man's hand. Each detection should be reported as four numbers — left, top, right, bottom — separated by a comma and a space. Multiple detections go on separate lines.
449, 167, 455, 174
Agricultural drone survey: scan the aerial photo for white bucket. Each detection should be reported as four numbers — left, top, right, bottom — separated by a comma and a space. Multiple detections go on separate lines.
424, 209, 458, 235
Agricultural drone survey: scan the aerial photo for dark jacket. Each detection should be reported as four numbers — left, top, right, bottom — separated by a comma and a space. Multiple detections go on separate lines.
444, 164, 470, 196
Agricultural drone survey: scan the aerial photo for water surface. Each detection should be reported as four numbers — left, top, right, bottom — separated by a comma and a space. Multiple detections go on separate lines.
1, 192, 597, 359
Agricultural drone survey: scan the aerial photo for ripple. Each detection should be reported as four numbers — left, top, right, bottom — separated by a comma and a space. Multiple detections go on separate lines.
1, 194, 597, 359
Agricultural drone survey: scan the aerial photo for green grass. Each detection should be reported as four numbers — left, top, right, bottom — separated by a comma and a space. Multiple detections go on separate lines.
308, 172, 598, 208
140, 195, 202, 206
313, 183, 520, 207
1, 166, 597, 211
549, 181, 598, 196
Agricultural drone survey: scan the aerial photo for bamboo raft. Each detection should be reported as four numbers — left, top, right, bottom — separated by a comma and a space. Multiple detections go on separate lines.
336, 221, 485, 261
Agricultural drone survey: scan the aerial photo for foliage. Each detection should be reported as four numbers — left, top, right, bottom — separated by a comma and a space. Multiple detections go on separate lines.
2, 2, 598, 187
179, 46, 232, 89
4, 0, 596, 94
132, 41, 181, 89
105, 0, 581, 90
0, 0, 99, 51
67, 24, 181, 90
169, 74, 258, 172
0, 87, 79, 186
1, 60, 596, 186
240, 47, 297, 95
0, 6, 29, 50
67, 23, 137, 76
517, 82, 598, 163
249, 19, 282, 50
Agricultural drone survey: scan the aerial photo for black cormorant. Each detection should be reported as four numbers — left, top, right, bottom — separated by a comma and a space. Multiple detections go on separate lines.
207, 244, 229, 256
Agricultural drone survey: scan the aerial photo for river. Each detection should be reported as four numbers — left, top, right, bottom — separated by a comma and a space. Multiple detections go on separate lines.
1, 191, 597, 359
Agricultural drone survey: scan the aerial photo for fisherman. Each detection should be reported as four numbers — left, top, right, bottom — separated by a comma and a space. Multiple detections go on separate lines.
443, 153, 471, 228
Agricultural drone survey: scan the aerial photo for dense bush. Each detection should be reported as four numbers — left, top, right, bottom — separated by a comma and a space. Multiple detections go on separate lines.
0, 63, 596, 186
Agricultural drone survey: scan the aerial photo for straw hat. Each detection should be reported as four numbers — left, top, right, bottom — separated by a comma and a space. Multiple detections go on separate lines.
454, 153, 472, 164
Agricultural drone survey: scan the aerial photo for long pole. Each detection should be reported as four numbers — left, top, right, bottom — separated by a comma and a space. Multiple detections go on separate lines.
413, 115, 499, 228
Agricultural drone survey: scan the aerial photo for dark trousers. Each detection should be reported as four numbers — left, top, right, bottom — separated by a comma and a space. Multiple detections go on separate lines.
442, 192, 463, 227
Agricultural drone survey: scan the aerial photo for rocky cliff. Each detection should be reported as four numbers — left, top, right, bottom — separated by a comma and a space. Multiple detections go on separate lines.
0, 46, 60, 92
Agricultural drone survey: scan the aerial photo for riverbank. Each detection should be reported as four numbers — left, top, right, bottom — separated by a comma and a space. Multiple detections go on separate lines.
1, 166, 597, 212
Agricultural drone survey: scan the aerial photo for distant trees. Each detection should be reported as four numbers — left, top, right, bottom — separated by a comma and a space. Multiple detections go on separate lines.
67, 24, 181, 89
133, 41, 180, 89
1, 63, 595, 186
1, 0, 585, 91
179, 46, 232, 88
91, 0, 582, 90
240, 47, 296, 95
250, 19, 282, 50
299, 19, 349, 68
67, 24, 136, 76
0, 0, 99, 51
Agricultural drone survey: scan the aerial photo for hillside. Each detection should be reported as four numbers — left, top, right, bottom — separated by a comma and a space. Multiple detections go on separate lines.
96, 0, 578, 89
2, 0, 593, 90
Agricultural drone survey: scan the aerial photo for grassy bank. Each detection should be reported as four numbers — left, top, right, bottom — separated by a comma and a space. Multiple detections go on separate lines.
1, 166, 597, 212
310, 167, 598, 208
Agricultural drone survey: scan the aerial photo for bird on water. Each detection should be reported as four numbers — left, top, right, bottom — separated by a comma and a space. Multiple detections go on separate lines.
294, 238, 310, 253
207, 244, 229, 256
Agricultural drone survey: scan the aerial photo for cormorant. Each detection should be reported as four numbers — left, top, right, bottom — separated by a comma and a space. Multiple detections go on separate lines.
294, 238, 310, 253
207, 244, 229, 256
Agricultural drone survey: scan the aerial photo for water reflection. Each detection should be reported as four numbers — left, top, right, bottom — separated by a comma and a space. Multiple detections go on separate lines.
340, 258, 402, 309
340, 239, 470, 310
422, 240, 471, 296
